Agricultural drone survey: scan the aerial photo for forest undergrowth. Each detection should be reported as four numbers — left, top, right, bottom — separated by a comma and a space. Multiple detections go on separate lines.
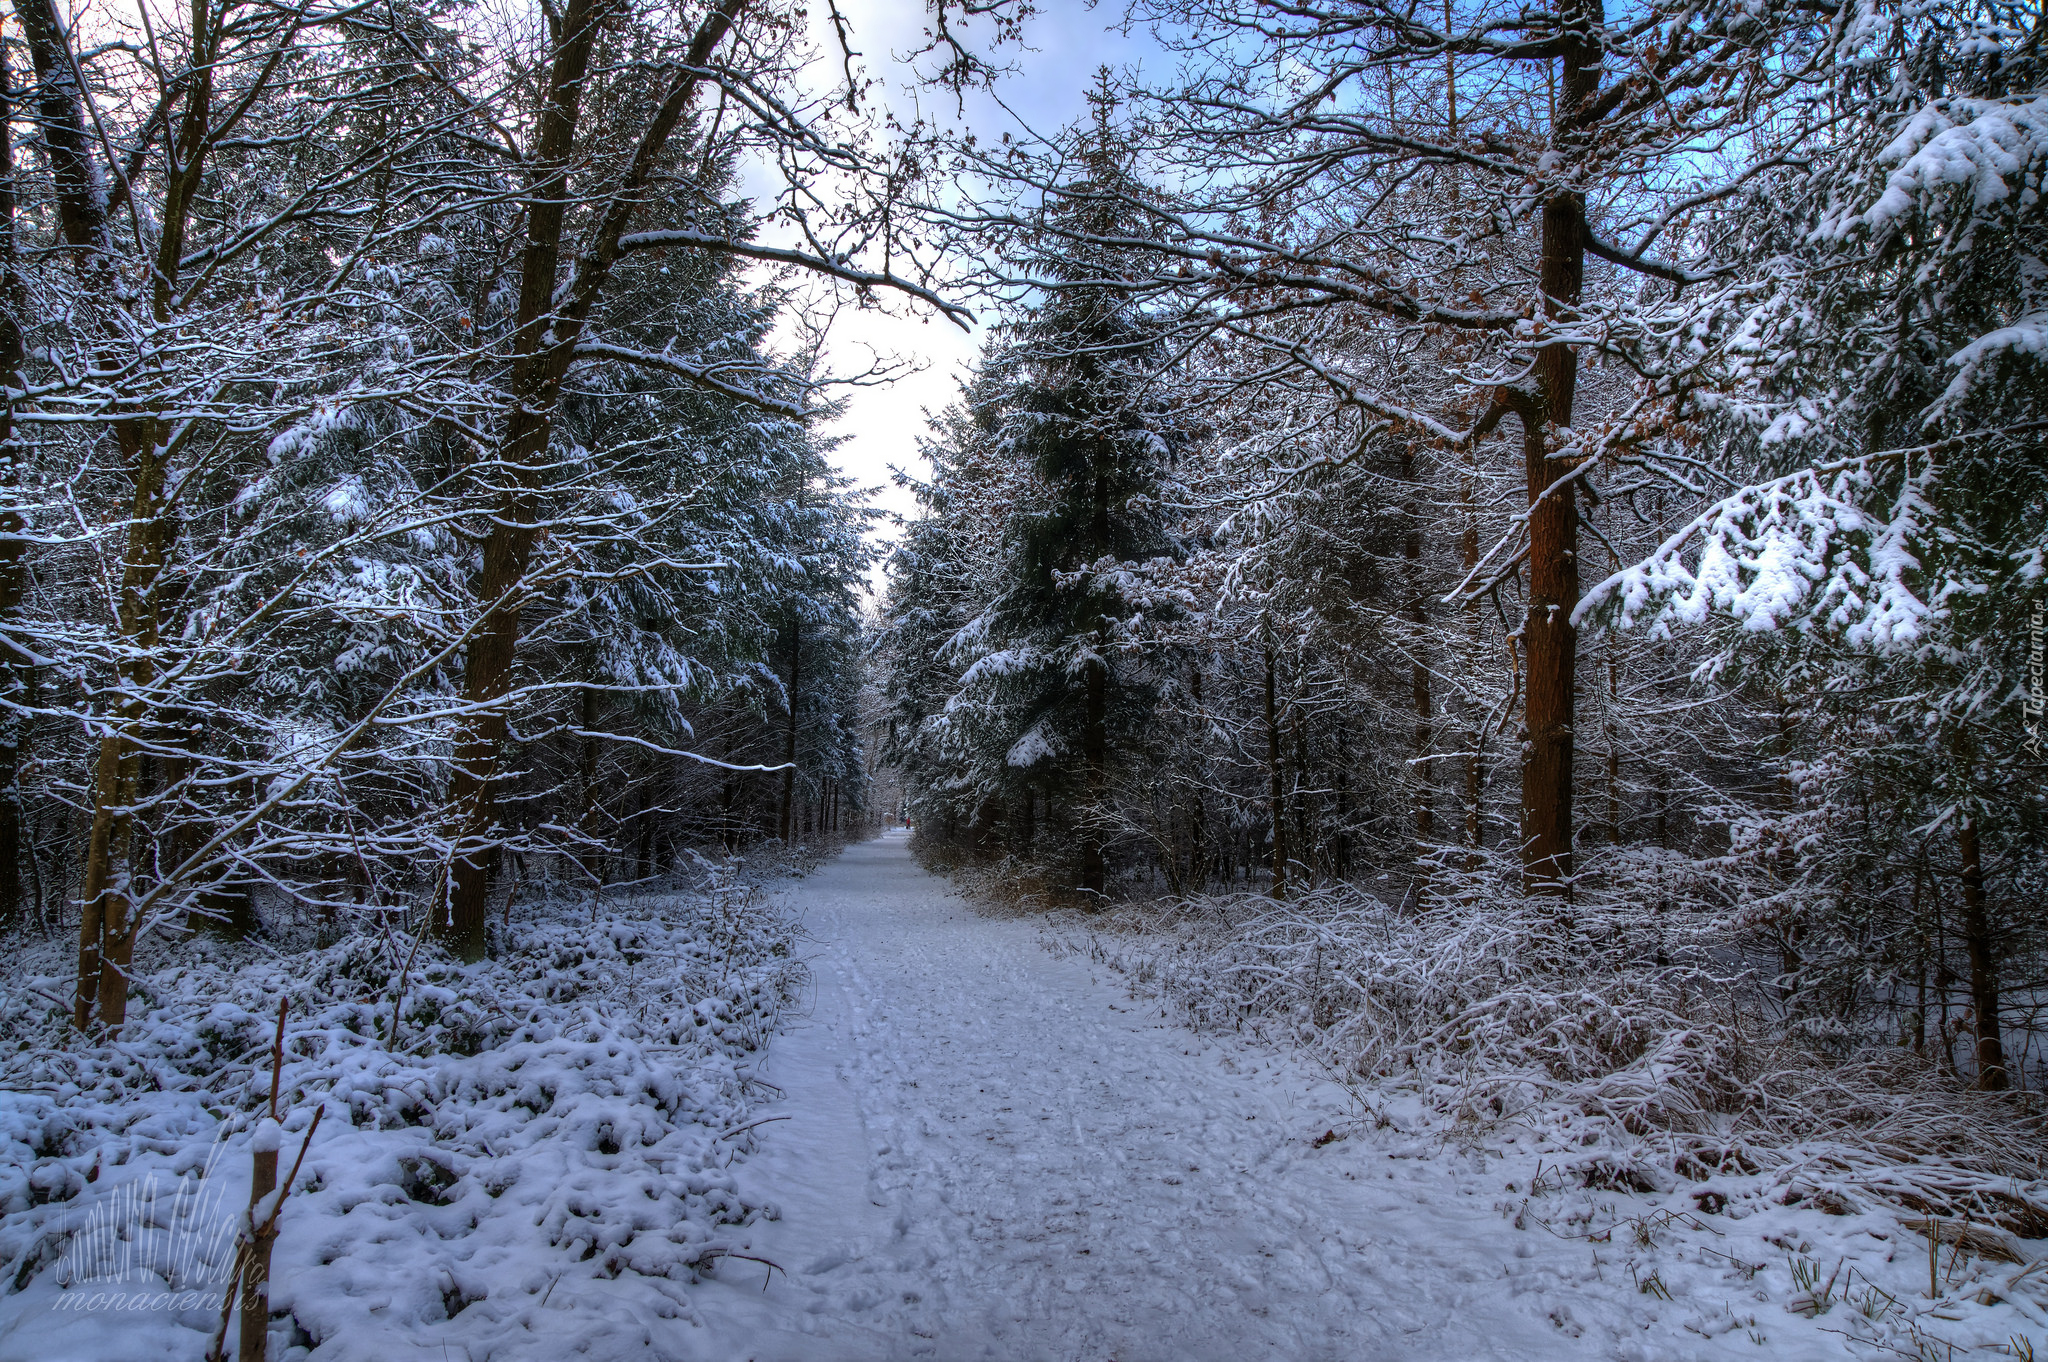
1019, 864, 2048, 1357
0, 859, 808, 1362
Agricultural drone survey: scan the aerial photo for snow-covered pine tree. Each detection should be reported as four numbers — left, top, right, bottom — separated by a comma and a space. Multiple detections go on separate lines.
903, 100, 1188, 896
876, 398, 1025, 844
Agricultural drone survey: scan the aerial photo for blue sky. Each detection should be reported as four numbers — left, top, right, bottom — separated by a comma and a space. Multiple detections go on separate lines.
801, 0, 1161, 572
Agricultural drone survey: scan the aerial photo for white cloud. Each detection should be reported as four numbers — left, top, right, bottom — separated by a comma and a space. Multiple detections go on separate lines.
785, 0, 1160, 586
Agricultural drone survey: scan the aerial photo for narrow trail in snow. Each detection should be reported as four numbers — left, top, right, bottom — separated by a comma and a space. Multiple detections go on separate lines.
687, 832, 1629, 1362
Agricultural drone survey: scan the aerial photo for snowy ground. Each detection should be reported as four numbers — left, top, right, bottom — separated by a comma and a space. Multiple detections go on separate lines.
0, 874, 804, 1362
688, 831, 2044, 1361
4, 833, 2037, 1360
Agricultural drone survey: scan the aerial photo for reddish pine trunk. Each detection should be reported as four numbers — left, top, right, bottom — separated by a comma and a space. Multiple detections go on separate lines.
1517, 11, 1598, 901
1515, 373, 1577, 899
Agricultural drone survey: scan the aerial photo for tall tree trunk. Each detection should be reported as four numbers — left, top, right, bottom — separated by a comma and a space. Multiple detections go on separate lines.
16, 0, 124, 1028
1518, 337, 1580, 900
28, 0, 223, 1026
1077, 434, 1114, 898
1603, 646, 1621, 843
719, 732, 738, 851
1080, 657, 1107, 896
1459, 464, 1485, 857
0, 52, 26, 927
441, 0, 745, 959
80, 423, 173, 1031
1517, 10, 1597, 901
1444, 37, 1484, 866
634, 771, 654, 877
1293, 714, 1312, 883
575, 683, 603, 881
1189, 662, 1207, 888
780, 616, 800, 841
1402, 448, 1433, 855
1333, 723, 1351, 880
12, 0, 111, 275
443, 0, 604, 955
444, 522, 529, 953
1958, 816, 2007, 1089
1264, 644, 1287, 899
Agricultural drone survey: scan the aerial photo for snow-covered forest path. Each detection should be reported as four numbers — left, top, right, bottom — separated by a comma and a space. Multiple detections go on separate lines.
686, 832, 1708, 1362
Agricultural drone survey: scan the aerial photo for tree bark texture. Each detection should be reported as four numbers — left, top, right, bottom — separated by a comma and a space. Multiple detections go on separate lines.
1401, 447, 1434, 855
21, 0, 219, 1027
1516, 4, 1599, 900
0, 53, 26, 927
1265, 644, 1287, 899
238, 1138, 278, 1362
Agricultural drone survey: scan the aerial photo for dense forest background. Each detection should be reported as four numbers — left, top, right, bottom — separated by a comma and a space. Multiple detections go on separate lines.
0, 0, 911, 1031
0, 0, 2032, 1102
879, 5, 2048, 1107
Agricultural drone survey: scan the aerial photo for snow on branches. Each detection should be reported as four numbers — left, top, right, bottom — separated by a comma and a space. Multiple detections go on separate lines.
1576, 452, 1943, 652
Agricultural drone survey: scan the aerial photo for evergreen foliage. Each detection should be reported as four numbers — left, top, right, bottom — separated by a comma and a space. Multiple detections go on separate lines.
884, 104, 1188, 892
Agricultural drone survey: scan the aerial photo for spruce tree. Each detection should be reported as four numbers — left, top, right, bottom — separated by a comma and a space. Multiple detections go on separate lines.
927, 93, 1187, 895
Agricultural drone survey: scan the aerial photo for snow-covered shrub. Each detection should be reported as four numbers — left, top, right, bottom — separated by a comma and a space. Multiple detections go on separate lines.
0, 872, 805, 1360
1079, 874, 1731, 1119
1069, 867, 2048, 1237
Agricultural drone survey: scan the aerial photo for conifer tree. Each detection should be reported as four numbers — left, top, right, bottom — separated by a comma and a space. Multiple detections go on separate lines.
893, 91, 1187, 894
